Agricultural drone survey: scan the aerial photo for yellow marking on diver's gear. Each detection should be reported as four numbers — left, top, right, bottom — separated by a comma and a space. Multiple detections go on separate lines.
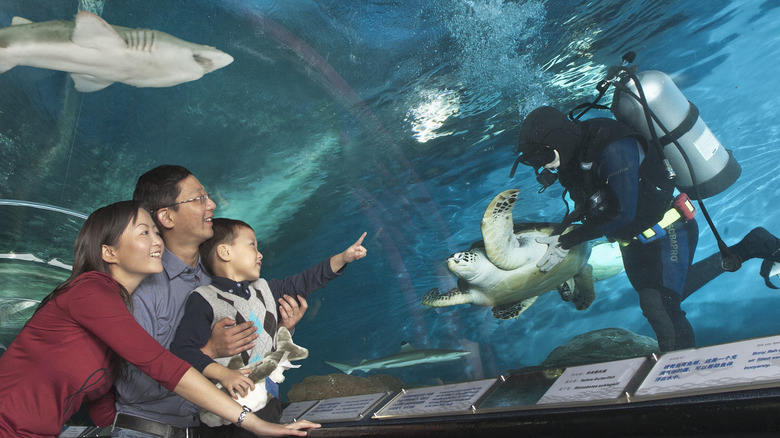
616, 207, 683, 246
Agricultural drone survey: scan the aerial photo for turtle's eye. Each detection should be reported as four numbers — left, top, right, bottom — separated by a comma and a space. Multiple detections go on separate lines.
452, 252, 464, 262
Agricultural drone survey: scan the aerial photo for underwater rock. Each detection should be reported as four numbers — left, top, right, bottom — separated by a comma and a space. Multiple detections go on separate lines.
287, 373, 405, 402
541, 327, 660, 368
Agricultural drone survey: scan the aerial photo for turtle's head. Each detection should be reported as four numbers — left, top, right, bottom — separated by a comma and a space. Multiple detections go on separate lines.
447, 250, 481, 280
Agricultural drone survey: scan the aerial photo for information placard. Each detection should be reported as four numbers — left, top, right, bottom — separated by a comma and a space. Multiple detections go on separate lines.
373, 378, 498, 419
299, 392, 389, 423
538, 357, 648, 404
280, 400, 319, 423
635, 334, 780, 397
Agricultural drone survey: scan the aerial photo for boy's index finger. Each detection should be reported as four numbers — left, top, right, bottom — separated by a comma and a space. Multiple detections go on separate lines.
355, 231, 367, 246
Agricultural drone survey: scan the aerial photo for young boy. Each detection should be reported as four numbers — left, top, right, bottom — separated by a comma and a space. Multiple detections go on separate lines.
171, 218, 367, 432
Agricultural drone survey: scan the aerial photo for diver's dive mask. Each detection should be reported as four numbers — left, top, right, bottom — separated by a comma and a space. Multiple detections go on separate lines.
509, 144, 558, 193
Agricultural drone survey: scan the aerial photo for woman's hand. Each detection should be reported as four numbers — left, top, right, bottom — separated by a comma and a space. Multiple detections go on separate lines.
245, 418, 321, 436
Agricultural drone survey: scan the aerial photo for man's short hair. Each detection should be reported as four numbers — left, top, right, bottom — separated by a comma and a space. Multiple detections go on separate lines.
133, 165, 193, 228
200, 218, 254, 275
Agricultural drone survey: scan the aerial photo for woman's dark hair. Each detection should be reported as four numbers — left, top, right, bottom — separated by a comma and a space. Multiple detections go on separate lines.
199, 218, 254, 275
132, 165, 192, 228
36, 200, 143, 313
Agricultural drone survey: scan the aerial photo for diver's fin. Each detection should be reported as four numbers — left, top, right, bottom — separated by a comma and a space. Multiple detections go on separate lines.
760, 259, 779, 289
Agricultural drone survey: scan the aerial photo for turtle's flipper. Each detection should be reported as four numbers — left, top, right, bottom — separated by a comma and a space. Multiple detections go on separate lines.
557, 279, 575, 302
481, 189, 522, 270
492, 296, 538, 319
571, 264, 595, 310
421, 287, 472, 307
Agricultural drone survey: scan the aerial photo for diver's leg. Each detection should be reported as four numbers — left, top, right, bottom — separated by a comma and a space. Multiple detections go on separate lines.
682, 252, 724, 299
624, 221, 695, 352
636, 288, 693, 352
636, 288, 675, 352
666, 292, 695, 350
730, 227, 780, 262
683, 227, 780, 299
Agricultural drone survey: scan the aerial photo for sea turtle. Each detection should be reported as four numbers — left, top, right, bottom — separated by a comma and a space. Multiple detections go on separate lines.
422, 189, 601, 320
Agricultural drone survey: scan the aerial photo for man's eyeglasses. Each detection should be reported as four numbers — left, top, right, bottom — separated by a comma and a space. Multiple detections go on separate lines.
155, 193, 212, 211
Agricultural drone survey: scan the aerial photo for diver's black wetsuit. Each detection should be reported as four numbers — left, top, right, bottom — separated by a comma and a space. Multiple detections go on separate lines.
556, 133, 704, 352
517, 107, 780, 353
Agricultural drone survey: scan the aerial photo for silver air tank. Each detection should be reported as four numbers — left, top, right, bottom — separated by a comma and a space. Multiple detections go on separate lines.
612, 70, 741, 199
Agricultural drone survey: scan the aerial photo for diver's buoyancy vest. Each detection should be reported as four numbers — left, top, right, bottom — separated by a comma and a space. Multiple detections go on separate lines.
558, 117, 675, 241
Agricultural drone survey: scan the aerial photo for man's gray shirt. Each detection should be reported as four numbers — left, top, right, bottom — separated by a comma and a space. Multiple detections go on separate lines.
115, 249, 211, 427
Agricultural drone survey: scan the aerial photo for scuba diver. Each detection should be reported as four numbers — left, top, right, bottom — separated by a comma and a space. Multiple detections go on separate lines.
511, 105, 780, 352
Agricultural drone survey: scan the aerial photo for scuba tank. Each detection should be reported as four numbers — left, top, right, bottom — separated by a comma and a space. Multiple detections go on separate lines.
568, 51, 742, 271
611, 70, 741, 199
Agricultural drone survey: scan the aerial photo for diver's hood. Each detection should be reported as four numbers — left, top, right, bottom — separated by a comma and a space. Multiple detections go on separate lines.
516, 106, 583, 167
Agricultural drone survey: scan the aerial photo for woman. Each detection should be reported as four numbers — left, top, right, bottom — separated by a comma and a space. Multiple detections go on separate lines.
0, 201, 319, 437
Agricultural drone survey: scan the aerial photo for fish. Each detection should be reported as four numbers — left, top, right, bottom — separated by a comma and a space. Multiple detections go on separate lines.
0, 298, 40, 329
324, 342, 471, 375
0, 11, 233, 92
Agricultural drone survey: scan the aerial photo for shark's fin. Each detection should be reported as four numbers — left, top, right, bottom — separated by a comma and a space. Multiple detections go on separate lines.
71, 73, 114, 92
274, 326, 309, 361
323, 360, 354, 375
399, 342, 415, 352
71, 11, 126, 51
11, 17, 34, 26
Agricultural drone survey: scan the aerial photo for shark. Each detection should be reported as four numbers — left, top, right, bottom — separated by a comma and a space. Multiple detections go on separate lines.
0, 298, 40, 329
324, 342, 471, 375
0, 11, 233, 92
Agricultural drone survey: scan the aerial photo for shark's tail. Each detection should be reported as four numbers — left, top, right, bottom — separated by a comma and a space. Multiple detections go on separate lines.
323, 360, 354, 375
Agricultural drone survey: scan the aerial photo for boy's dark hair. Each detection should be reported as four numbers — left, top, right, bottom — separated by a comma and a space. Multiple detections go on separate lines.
200, 218, 254, 275
133, 165, 193, 227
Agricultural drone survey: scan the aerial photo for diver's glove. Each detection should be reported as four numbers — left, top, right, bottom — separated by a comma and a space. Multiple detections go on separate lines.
536, 235, 569, 272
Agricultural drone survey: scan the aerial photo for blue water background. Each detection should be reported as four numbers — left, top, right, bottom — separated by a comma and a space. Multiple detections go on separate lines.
0, 0, 779, 393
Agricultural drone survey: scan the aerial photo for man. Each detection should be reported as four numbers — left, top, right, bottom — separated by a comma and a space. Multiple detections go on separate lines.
114, 165, 307, 437
512, 106, 780, 352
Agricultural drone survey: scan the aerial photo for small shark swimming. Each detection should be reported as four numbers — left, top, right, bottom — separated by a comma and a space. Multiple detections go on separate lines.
0, 11, 233, 92
0, 298, 40, 329
324, 342, 471, 375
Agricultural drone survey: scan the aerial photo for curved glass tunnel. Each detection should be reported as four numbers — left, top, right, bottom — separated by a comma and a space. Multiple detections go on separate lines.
1, 0, 780, 435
